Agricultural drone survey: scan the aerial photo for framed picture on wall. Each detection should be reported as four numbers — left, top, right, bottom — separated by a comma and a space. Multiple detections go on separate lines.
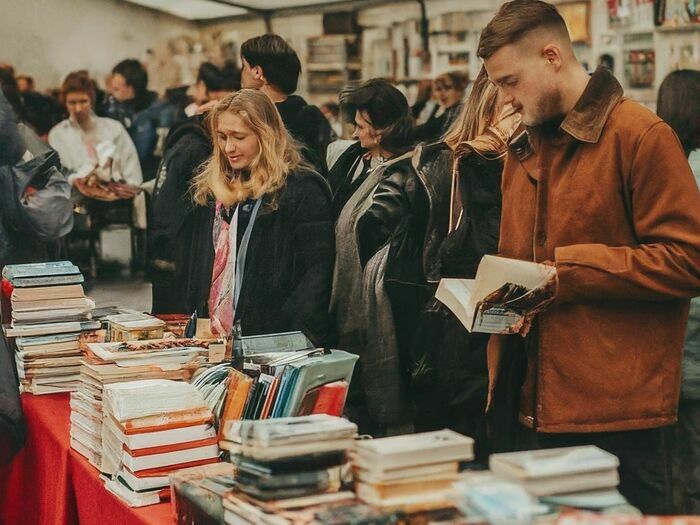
558, 1, 591, 44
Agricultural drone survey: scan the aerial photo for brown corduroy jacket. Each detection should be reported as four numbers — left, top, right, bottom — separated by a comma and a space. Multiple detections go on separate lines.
488, 67, 700, 433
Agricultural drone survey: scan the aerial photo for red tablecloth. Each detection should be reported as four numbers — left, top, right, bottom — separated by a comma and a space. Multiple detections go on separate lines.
0, 393, 174, 525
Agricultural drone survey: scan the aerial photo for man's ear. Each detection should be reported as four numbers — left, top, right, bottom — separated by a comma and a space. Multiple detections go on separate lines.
542, 44, 563, 69
252, 65, 264, 82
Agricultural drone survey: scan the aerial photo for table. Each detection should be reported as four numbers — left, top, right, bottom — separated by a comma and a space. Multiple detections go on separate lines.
0, 393, 174, 525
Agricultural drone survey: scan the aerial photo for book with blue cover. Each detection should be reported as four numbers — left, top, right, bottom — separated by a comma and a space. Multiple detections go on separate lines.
3, 261, 80, 280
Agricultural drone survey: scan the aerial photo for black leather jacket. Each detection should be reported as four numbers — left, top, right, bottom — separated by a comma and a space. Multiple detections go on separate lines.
356, 142, 453, 286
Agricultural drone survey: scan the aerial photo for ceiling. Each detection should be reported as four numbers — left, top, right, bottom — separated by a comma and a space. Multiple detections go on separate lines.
124, 0, 363, 21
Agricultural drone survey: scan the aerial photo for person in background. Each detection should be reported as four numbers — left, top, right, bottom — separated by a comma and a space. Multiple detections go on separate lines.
104, 58, 165, 181
22, 90, 67, 140
320, 101, 342, 138
328, 79, 415, 436
49, 71, 145, 229
409, 68, 520, 460
184, 61, 241, 118
240, 34, 333, 176
149, 61, 240, 315
15, 75, 33, 94
192, 89, 334, 346
480, 0, 700, 513
414, 71, 468, 144
411, 78, 437, 125
657, 69, 700, 515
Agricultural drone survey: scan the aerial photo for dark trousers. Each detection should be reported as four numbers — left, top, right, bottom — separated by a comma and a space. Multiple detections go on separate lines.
527, 426, 674, 515
672, 398, 700, 514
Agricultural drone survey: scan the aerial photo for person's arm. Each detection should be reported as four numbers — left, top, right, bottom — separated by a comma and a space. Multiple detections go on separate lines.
356, 168, 414, 267
280, 175, 335, 346
0, 91, 23, 165
555, 122, 700, 302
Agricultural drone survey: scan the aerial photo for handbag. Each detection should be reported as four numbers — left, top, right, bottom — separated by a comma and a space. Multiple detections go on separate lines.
0, 149, 73, 242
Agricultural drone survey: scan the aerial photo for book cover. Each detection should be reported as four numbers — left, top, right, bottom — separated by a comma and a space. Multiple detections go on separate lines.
3, 261, 79, 280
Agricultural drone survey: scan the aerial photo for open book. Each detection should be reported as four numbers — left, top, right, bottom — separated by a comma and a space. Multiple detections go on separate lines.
435, 255, 556, 334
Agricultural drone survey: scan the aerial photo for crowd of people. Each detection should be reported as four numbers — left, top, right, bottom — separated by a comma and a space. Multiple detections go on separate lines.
2, 0, 700, 517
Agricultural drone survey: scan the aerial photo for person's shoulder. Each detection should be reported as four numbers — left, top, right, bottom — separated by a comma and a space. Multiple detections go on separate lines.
48, 118, 71, 139
282, 168, 332, 203
608, 97, 664, 137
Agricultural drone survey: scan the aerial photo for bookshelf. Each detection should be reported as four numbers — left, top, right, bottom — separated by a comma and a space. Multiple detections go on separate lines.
306, 35, 361, 95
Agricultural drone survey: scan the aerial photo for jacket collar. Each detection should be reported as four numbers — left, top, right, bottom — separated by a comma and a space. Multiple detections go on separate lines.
509, 67, 624, 162
559, 66, 623, 144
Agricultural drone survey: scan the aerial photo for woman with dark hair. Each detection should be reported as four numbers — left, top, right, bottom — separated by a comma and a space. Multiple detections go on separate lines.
330, 78, 419, 435
657, 69, 700, 515
414, 70, 469, 144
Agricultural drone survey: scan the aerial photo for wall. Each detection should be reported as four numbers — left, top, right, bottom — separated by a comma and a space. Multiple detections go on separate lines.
0, 0, 194, 90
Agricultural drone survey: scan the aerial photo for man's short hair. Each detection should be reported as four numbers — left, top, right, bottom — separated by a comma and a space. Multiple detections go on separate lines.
198, 61, 241, 92
478, 0, 569, 60
241, 34, 301, 95
112, 59, 148, 94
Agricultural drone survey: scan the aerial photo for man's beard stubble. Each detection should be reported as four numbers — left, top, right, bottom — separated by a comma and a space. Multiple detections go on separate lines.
524, 87, 563, 128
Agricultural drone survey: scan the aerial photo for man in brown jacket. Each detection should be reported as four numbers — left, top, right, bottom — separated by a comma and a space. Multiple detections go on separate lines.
479, 0, 700, 514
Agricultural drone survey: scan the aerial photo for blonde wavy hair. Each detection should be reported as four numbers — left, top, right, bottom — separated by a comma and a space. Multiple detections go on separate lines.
192, 89, 302, 207
443, 67, 500, 152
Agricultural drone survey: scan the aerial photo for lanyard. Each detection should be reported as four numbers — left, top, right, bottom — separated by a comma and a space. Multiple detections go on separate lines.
229, 198, 262, 309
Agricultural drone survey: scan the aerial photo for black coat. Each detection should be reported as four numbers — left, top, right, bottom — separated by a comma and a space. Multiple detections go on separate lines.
409, 142, 504, 459
149, 116, 214, 315
233, 170, 335, 346
276, 96, 334, 177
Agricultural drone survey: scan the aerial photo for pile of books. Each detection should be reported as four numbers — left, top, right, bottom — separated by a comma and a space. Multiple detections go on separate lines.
101, 379, 221, 507
216, 349, 357, 429
2, 261, 98, 394
69, 338, 212, 470
352, 429, 475, 512
221, 415, 359, 522
488, 445, 620, 497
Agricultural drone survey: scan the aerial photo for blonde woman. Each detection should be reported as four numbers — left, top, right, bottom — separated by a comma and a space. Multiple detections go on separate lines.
408, 67, 520, 458
192, 89, 334, 345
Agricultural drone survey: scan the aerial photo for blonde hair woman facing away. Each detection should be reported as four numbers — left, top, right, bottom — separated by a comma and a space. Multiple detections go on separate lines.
192, 89, 334, 345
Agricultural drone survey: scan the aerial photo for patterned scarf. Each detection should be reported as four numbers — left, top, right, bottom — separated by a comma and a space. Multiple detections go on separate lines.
208, 202, 237, 337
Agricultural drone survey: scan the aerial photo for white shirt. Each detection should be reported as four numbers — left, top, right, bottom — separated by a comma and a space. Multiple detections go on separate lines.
48, 112, 146, 228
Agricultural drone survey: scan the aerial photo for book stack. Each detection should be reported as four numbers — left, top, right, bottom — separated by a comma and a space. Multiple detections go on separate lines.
215, 349, 357, 432
69, 338, 212, 469
2, 261, 98, 394
488, 446, 620, 497
100, 379, 221, 507
221, 415, 357, 516
352, 429, 475, 512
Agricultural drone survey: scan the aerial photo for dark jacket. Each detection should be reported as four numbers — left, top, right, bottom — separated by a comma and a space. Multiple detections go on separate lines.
277, 95, 334, 177
408, 142, 504, 456
414, 104, 462, 145
0, 90, 26, 466
104, 91, 166, 180
149, 116, 214, 315
233, 170, 335, 346
357, 142, 453, 286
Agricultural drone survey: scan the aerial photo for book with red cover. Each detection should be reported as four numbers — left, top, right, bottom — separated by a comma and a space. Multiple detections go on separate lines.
311, 381, 349, 417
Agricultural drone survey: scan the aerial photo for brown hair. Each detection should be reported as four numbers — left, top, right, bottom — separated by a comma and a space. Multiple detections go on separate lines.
192, 89, 302, 208
434, 71, 469, 93
444, 67, 500, 151
477, 0, 569, 59
657, 70, 700, 157
60, 71, 96, 104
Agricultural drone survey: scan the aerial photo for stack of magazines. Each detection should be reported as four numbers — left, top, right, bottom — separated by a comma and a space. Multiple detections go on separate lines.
221, 415, 358, 522
2, 261, 98, 394
69, 338, 212, 470
101, 379, 220, 507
